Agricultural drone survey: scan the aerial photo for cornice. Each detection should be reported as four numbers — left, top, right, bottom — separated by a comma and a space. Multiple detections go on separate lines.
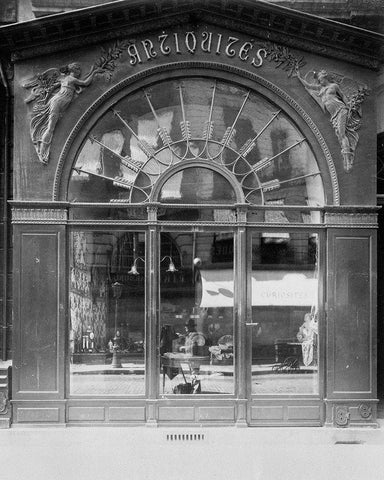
0, 0, 382, 69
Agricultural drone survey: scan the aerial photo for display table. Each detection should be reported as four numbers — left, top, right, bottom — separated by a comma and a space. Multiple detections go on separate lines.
161, 354, 210, 393
274, 340, 301, 363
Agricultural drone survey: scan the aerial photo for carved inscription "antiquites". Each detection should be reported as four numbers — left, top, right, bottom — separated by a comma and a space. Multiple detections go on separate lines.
23, 29, 306, 165
127, 31, 267, 67
117, 30, 306, 76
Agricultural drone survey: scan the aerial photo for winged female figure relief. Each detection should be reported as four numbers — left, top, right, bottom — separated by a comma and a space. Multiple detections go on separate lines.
294, 68, 369, 172
23, 62, 102, 164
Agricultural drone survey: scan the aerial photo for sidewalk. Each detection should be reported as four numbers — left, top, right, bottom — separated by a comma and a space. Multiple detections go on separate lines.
1, 422, 384, 480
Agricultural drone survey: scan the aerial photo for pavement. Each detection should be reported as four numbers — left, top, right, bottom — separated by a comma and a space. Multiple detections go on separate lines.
2, 422, 384, 480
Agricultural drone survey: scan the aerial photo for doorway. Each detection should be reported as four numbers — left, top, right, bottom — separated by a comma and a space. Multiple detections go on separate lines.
158, 230, 236, 397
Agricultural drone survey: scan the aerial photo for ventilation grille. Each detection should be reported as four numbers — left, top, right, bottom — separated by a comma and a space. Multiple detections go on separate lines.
166, 433, 205, 442
334, 440, 364, 445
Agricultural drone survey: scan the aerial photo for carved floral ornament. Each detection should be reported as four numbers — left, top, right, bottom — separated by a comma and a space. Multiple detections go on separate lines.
22, 30, 369, 173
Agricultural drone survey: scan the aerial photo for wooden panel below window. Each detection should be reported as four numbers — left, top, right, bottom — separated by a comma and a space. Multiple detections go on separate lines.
198, 406, 235, 421
158, 406, 195, 421
109, 406, 146, 421
287, 405, 320, 420
251, 406, 284, 420
16, 407, 60, 423
68, 406, 105, 421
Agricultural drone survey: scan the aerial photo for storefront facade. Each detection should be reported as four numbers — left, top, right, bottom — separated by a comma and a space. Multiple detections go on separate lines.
1, 0, 382, 427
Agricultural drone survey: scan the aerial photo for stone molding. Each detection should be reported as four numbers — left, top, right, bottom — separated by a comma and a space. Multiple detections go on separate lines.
12, 207, 68, 224
1, 1, 382, 69
324, 212, 378, 227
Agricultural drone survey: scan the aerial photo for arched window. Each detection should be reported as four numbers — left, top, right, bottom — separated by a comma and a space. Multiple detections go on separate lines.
67, 77, 325, 208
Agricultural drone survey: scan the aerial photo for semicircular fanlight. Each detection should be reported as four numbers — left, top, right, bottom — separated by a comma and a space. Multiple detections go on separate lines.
68, 78, 324, 208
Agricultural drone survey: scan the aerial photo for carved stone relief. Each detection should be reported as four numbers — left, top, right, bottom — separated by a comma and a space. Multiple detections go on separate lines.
0, 391, 7, 414
22, 43, 128, 165
23, 63, 102, 164
22, 35, 306, 167
358, 403, 372, 419
294, 68, 369, 173
335, 405, 350, 427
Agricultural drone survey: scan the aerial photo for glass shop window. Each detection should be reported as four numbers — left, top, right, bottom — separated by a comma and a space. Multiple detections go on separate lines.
250, 231, 319, 395
69, 230, 146, 396
159, 231, 235, 395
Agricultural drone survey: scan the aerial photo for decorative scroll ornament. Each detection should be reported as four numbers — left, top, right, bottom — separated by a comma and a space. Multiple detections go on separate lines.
335, 405, 350, 427
294, 68, 369, 173
22, 43, 128, 165
358, 403, 372, 419
0, 391, 7, 414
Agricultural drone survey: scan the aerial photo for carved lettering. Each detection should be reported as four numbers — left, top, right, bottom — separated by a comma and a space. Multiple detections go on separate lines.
239, 41, 254, 61
127, 43, 142, 65
158, 33, 171, 55
251, 48, 267, 68
104, 33, 299, 75
201, 31, 213, 53
173, 33, 181, 54
185, 32, 197, 53
141, 39, 157, 60
225, 36, 239, 57
24, 31, 307, 166
216, 34, 223, 55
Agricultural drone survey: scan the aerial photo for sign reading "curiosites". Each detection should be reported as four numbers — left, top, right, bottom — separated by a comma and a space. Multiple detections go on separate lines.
125, 31, 267, 68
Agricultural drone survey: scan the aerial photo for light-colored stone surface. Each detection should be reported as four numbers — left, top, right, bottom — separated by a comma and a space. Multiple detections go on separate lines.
1, 422, 384, 480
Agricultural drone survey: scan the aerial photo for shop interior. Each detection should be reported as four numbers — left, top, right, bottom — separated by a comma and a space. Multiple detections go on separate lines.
69, 228, 318, 396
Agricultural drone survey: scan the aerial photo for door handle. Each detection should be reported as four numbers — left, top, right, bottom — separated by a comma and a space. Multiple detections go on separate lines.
245, 322, 259, 326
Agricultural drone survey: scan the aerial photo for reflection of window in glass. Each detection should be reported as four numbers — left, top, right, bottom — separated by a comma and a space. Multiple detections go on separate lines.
159, 232, 234, 396
260, 236, 292, 264
251, 232, 319, 395
270, 129, 291, 181
69, 230, 146, 396
68, 77, 325, 209
159, 167, 237, 204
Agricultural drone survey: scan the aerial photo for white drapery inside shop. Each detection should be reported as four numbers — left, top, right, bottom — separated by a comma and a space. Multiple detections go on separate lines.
199, 269, 318, 307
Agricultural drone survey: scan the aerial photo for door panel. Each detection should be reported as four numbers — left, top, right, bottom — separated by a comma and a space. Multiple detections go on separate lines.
248, 231, 320, 398
159, 231, 235, 396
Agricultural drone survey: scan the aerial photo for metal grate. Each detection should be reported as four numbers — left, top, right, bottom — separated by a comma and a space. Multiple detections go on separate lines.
334, 440, 364, 444
166, 433, 205, 442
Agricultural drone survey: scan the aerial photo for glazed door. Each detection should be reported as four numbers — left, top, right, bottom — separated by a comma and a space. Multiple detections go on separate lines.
158, 230, 236, 397
246, 230, 322, 425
